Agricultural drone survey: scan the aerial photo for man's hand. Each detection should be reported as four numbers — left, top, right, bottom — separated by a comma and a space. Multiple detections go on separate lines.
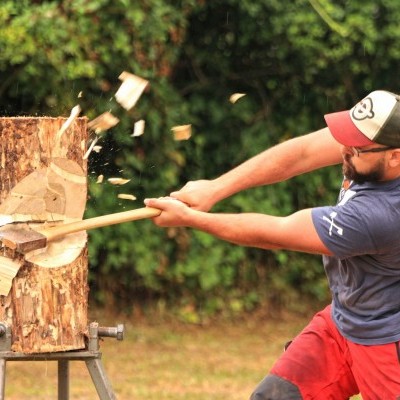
169, 179, 218, 212
144, 197, 192, 227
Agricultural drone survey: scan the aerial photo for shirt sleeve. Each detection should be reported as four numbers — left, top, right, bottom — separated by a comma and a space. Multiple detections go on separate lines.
311, 197, 390, 259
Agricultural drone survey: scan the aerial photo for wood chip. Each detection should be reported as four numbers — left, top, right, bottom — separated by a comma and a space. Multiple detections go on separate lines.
115, 71, 149, 110
96, 174, 104, 184
0, 256, 22, 296
56, 105, 81, 141
88, 112, 119, 134
131, 119, 145, 137
117, 194, 137, 201
171, 124, 192, 141
108, 178, 131, 185
83, 136, 99, 160
229, 93, 246, 103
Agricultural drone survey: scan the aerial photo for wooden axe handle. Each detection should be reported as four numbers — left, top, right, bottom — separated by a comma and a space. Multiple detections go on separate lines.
39, 207, 161, 242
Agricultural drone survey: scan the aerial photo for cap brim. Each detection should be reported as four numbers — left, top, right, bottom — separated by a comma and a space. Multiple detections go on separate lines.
324, 110, 375, 146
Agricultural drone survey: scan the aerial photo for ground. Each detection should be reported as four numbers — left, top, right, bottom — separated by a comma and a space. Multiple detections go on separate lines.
4, 308, 361, 399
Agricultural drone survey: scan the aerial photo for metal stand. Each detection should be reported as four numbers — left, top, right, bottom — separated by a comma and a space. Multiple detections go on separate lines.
0, 322, 124, 400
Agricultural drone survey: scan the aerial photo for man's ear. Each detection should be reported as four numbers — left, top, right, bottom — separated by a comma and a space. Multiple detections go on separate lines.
388, 148, 400, 167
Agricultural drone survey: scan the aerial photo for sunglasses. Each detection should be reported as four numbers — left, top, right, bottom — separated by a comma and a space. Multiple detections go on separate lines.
350, 146, 393, 157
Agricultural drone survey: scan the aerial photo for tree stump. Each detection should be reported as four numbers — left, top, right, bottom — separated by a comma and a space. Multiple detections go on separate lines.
0, 117, 89, 353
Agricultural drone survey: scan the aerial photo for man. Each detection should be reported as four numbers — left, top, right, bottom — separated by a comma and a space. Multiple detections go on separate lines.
144, 90, 400, 399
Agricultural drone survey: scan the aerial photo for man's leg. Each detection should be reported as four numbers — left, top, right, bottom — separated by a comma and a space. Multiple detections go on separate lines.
349, 340, 400, 400
249, 306, 359, 400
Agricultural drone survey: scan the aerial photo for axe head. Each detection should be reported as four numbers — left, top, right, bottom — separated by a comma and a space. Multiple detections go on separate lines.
0, 229, 47, 254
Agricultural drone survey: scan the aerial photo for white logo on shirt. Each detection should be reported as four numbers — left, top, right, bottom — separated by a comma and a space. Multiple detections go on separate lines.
322, 211, 343, 236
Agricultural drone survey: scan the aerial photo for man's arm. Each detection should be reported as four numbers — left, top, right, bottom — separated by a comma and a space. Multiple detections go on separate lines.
144, 197, 332, 256
171, 127, 342, 211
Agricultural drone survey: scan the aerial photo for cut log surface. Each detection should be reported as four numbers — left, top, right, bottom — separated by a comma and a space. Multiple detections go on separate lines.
0, 117, 89, 353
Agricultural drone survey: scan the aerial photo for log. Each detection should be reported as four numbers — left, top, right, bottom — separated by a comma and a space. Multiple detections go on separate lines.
0, 116, 89, 353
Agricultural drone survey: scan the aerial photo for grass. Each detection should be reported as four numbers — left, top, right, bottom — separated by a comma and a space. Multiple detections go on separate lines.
3, 309, 361, 399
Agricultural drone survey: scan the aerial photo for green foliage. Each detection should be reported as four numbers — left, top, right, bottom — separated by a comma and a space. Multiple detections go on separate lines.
1, 0, 400, 316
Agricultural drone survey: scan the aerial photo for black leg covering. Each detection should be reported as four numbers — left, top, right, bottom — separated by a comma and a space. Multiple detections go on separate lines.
249, 374, 302, 400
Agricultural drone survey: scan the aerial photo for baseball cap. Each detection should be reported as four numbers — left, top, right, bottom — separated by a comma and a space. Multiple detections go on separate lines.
324, 90, 400, 147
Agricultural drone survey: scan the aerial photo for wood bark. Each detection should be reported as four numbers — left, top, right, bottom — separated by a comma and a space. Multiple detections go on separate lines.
0, 116, 89, 353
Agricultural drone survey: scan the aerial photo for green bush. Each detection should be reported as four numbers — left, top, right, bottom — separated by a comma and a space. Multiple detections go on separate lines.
1, 0, 400, 317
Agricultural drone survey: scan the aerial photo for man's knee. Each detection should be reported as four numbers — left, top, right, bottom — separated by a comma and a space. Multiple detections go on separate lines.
249, 374, 302, 400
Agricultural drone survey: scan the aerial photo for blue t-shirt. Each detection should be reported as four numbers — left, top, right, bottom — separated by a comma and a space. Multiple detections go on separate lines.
311, 177, 400, 345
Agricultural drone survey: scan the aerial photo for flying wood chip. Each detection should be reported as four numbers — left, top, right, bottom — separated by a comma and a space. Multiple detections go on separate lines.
56, 105, 81, 141
83, 136, 99, 160
108, 177, 131, 185
115, 71, 149, 110
132, 119, 145, 137
88, 112, 119, 134
96, 174, 104, 184
117, 194, 137, 201
171, 124, 192, 141
229, 93, 246, 103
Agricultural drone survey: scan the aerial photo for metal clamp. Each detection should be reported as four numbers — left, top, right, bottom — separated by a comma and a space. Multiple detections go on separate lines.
98, 324, 124, 341
88, 322, 124, 352
0, 323, 11, 352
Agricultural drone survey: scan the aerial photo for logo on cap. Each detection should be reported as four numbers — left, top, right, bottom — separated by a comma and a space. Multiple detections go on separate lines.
351, 97, 375, 121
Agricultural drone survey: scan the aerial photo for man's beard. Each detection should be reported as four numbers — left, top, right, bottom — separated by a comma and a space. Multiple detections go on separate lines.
342, 155, 385, 183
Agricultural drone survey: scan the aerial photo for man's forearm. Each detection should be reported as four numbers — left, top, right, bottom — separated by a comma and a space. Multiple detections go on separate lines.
208, 127, 342, 203
143, 197, 331, 255
171, 127, 342, 211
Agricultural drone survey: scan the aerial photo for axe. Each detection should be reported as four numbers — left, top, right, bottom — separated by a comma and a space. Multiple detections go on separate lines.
0, 207, 161, 254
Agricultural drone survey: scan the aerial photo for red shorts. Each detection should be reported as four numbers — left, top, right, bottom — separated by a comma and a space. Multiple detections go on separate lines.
271, 305, 400, 400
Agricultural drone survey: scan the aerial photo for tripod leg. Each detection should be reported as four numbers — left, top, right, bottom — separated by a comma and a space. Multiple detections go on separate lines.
58, 360, 70, 400
85, 358, 116, 400
0, 359, 5, 400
